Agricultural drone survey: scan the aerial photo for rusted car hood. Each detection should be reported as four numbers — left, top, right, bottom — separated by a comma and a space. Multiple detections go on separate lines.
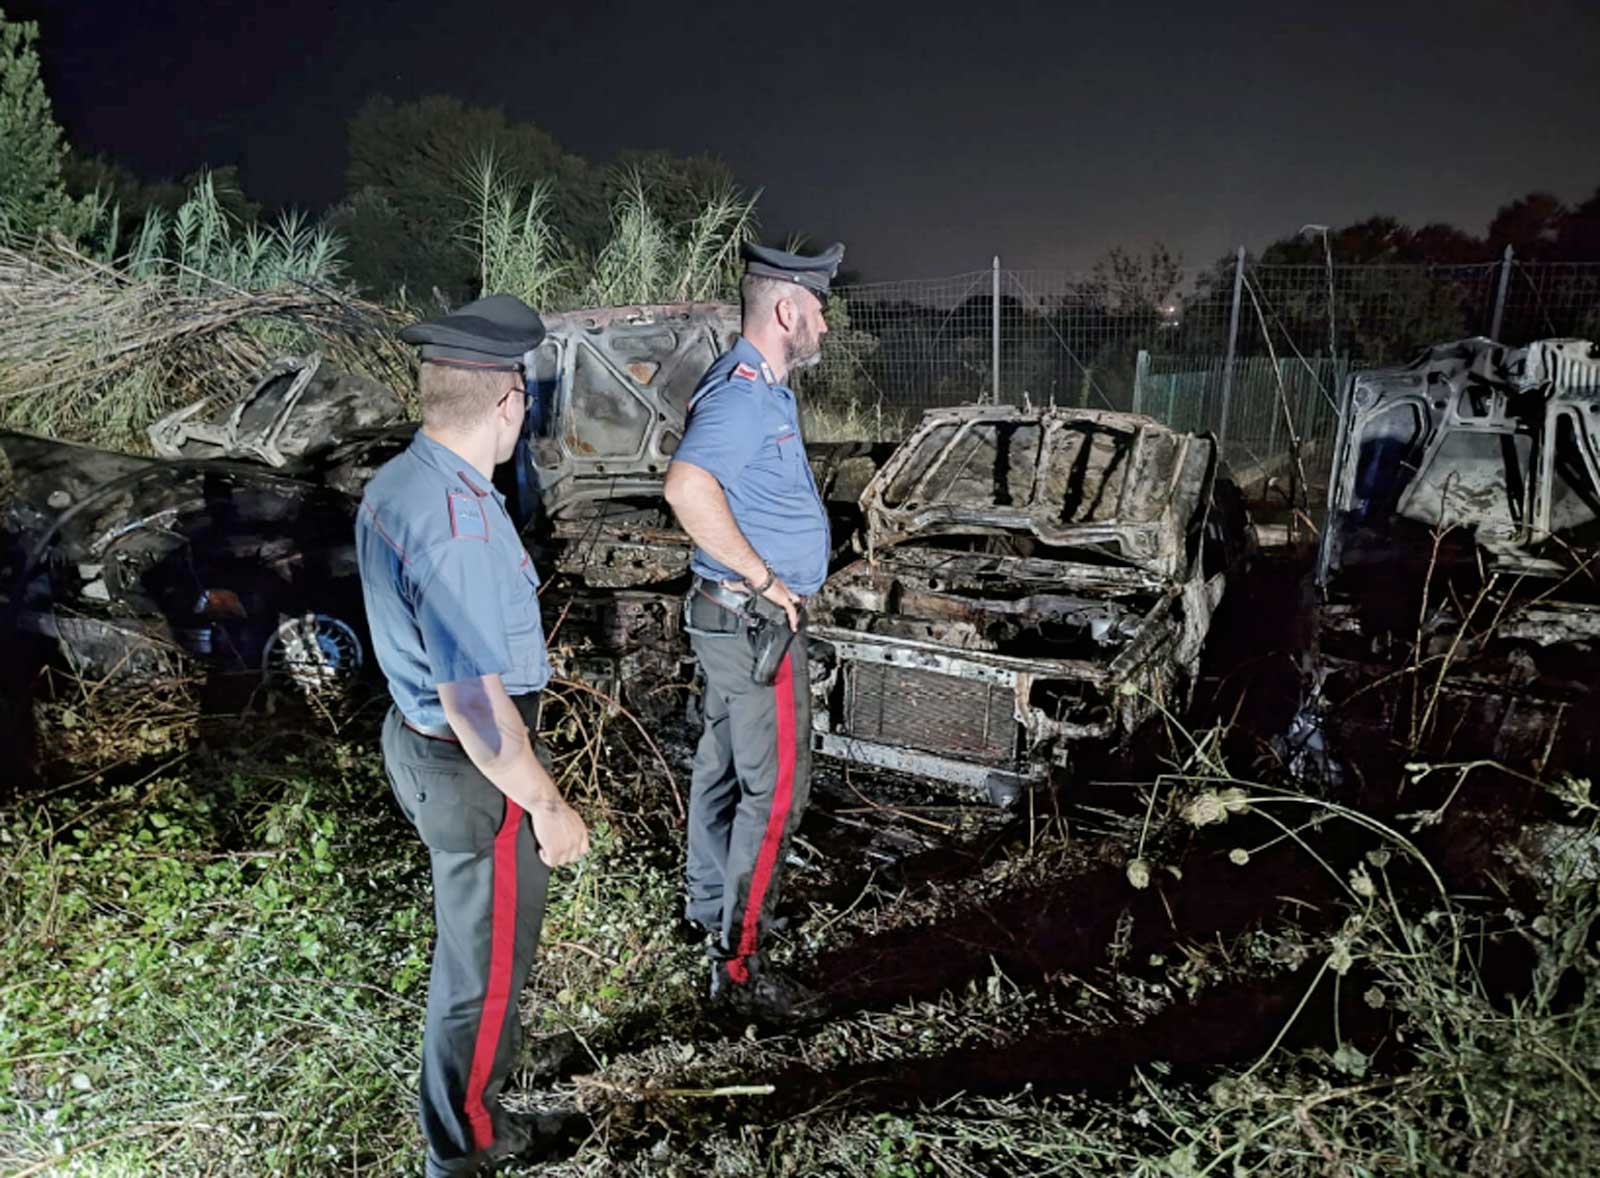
524, 304, 739, 518
859, 406, 1216, 581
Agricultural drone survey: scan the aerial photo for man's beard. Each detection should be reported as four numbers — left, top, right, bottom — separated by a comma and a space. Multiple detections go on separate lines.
784, 320, 823, 371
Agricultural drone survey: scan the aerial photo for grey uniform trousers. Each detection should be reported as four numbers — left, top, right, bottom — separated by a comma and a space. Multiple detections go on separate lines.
684, 592, 813, 984
380, 703, 550, 1178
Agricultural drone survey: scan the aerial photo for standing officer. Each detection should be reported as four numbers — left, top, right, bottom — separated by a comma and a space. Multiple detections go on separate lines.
356, 294, 590, 1177
663, 241, 843, 1016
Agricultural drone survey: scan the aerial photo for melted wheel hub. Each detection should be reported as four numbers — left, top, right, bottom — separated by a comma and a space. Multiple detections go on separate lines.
262, 613, 363, 692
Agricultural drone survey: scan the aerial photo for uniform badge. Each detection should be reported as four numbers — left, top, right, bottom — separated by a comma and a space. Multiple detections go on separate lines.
447, 491, 490, 541
760, 362, 776, 384
733, 362, 758, 382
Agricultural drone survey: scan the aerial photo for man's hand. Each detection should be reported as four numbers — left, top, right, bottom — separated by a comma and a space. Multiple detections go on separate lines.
530, 799, 589, 867
727, 572, 801, 631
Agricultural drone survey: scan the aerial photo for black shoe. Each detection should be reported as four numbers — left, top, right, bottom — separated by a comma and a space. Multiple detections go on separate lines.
489, 1109, 591, 1166
709, 959, 821, 1025
673, 914, 715, 946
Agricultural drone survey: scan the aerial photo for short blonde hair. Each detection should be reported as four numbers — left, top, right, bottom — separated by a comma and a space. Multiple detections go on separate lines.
417, 362, 511, 431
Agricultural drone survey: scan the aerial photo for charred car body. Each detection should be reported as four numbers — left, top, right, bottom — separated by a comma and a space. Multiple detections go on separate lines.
808, 405, 1247, 800
3, 305, 1246, 794
1308, 337, 1600, 780
0, 360, 400, 688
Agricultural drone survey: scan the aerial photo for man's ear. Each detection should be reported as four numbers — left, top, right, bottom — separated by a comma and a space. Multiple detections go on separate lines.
774, 293, 798, 332
497, 386, 522, 429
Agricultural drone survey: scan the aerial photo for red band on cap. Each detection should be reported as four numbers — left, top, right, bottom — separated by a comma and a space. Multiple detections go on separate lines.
421, 357, 521, 372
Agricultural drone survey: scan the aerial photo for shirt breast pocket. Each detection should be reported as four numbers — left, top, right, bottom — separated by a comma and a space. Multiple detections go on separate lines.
774, 432, 805, 490
501, 555, 544, 675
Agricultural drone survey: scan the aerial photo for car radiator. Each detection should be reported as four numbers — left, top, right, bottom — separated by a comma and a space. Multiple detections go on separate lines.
843, 660, 1017, 764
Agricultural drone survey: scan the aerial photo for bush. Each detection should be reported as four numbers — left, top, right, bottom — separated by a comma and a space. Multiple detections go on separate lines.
463, 154, 756, 313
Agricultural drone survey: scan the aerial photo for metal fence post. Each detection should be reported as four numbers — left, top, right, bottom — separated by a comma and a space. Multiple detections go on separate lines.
1132, 349, 1149, 416
991, 256, 1001, 404
1490, 244, 1513, 341
1218, 246, 1246, 454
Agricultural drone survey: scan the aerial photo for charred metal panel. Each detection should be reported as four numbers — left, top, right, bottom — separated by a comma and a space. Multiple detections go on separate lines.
812, 732, 1046, 797
1320, 337, 1600, 583
860, 405, 1215, 580
1307, 337, 1600, 779
528, 304, 739, 519
143, 304, 742, 527
151, 354, 405, 466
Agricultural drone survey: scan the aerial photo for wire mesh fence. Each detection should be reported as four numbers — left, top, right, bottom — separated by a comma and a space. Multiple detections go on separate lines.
801, 256, 1600, 497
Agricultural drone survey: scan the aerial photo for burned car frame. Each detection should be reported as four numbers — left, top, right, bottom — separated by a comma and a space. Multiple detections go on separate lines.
806, 404, 1247, 800
2, 305, 748, 694
1309, 336, 1600, 779
1, 428, 372, 689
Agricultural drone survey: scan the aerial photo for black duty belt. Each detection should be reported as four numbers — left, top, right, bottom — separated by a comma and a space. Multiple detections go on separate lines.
691, 574, 793, 626
402, 692, 542, 744
696, 576, 758, 616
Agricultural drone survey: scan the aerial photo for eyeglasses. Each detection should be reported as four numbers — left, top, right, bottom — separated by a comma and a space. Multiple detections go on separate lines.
496, 371, 534, 409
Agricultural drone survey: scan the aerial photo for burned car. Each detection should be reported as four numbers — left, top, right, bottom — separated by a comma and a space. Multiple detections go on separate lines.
1307, 337, 1600, 780
2, 304, 749, 691
1, 353, 400, 685
806, 404, 1249, 801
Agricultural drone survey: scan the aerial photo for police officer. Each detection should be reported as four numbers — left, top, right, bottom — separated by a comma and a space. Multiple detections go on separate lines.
663, 241, 843, 1015
356, 294, 590, 1177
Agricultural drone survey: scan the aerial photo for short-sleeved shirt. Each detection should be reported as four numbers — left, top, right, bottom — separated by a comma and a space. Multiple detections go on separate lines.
355, 429, 549, 730
672, 337, 830, 595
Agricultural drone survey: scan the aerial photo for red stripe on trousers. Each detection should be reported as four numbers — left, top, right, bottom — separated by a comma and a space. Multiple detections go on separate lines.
463, 799, 523, 1151
727, 653, 797, 984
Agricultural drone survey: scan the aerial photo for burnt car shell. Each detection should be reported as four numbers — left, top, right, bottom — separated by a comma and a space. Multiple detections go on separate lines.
1, 429, 366, 687
511, 305, 885, 707
807, 404, 1245, 799
1311, 336, 1600, 777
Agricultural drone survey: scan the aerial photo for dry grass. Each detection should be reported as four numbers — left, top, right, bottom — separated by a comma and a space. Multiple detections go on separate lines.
0, 238, 411, 450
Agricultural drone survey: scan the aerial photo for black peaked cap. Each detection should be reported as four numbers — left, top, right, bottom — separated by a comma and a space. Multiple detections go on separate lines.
741, 241, 846, 298
399, 293, 546, 369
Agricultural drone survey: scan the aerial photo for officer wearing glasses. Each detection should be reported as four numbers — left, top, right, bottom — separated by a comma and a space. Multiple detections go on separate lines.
355, 294, 589, 1177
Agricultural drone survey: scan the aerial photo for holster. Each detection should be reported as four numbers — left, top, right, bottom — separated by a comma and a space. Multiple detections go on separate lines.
747, 605, 804, 686
686, 576, 805, 686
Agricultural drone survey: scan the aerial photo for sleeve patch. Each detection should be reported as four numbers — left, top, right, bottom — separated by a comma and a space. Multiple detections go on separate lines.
447, 491, 489, 541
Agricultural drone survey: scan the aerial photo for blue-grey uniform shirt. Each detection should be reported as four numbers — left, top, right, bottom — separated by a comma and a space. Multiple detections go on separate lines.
673, 337, 829, 595
355, 430, 550, 730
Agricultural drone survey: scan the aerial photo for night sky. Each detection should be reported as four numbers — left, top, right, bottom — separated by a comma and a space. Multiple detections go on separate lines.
16, 0, 1600, 279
